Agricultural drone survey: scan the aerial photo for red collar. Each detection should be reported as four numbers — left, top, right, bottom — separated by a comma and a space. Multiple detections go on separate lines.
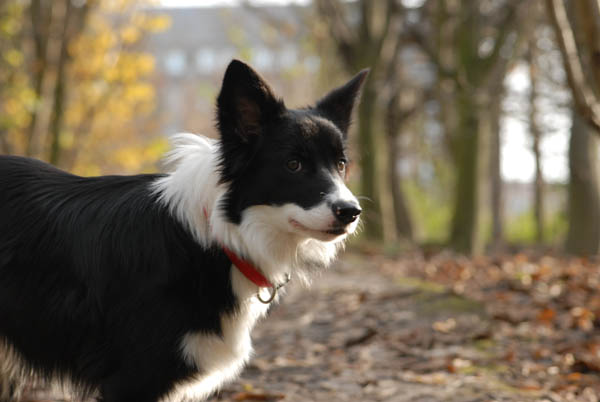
204, 206, 273, 288
222, 246, 273, 288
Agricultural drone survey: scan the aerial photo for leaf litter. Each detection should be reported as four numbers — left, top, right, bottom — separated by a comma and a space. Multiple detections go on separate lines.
210, 251, 600, 402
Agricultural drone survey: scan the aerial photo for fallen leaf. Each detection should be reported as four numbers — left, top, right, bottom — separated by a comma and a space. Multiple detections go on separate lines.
232, 391, 286, 401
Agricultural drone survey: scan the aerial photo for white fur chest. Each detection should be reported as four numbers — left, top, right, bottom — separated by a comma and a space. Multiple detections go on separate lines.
165, 271, 272, 401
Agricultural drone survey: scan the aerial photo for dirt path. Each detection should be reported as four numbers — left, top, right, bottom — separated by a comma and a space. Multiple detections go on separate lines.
208, 253, 575, 402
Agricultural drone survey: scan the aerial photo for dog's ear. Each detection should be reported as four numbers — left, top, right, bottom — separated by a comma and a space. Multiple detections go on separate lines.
315, 69, 369, 137
217, 60, 284, 142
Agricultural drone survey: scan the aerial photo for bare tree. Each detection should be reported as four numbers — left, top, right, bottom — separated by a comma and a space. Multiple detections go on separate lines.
489, 83, 505, 251
528, 38, 545, 244
566, 111, 600, 255
315, 0, 398, 241
384, 82, 418, 243
546, 0, 600, 132
413, 0, 524, 254
547, 0, 600, 254
19, 0, 96, 164
47, 0, 94, 166
24, 0, 52, 157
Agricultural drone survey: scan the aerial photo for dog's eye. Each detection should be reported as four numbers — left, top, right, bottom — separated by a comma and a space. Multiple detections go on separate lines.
287, 159, 301, 172
337, 160, 346, 175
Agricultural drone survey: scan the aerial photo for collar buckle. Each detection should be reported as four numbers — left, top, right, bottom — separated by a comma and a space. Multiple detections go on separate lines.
256, 273, 291, 304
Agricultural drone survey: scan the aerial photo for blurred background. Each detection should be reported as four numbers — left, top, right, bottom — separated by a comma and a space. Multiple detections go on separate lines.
3, 0, 600, 256
5, 1, 600, 400
2, 0, 600, 256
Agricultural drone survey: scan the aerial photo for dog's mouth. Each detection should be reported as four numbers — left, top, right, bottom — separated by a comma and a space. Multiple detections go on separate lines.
325, 227, 346, 235
289, 219, 347, 238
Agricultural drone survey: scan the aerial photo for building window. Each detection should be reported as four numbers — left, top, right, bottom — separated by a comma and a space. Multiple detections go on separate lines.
279, 46, 297, 68
196, 49, 216, 74
304, 55, 320, 73
164, 49, 186, 76
253, 47, 274, 71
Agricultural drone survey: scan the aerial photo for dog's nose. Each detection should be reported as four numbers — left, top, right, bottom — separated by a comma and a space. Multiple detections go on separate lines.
332, 201, 362, 224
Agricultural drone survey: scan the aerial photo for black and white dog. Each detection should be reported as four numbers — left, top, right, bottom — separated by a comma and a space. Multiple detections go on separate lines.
0, 60, 366, 401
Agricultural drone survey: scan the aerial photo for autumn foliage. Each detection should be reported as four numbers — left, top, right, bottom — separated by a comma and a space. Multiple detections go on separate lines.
0, 0, 170, 175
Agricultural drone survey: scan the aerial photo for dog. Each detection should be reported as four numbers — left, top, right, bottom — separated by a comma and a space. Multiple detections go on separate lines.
0, 59, 367, 401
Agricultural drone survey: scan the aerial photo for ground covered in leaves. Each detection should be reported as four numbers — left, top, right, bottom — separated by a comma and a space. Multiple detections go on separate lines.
23, 251, 600, 401
208, 251, 600, 402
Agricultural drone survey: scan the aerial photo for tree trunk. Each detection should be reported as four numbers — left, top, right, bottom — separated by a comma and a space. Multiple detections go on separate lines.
385, 92, 413, 241
48, 54, 68, 166
357, 81, 384, 240
546, 0, 600, 132
46, 0, 92, 166
48, 0, 73, 166
449, 90, 481, 254
532, 129, 544, 244
489, 94, 504, 251
314, 0, 397, 243
25, 0, 52, 157
566, 110, 600, 255
0, 130, 11, 154
529, 43, 545, 244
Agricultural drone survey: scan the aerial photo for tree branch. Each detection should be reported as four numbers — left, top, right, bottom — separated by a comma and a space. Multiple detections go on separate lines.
315, 0, 356, 66
359, 0, 371, 43
546, 0, 600, 132
480, 2, 520, 77
405, 26, 460, 84
575, 0, 600, 89
25, 0, 52, 156
372, 0, 396, 61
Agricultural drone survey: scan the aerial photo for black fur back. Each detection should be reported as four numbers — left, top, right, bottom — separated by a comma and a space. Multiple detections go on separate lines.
0, 155, 236, 401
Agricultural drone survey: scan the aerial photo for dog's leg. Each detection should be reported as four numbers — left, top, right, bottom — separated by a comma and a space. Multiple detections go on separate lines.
99, 378, 166, 402
0, 351, 19, 402
98, 356, 188, 402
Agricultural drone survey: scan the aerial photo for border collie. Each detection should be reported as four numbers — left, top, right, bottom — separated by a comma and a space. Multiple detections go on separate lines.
0, 60, 367, 402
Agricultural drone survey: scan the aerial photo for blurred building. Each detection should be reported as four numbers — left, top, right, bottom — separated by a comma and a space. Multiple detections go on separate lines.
142, 5, 319, 137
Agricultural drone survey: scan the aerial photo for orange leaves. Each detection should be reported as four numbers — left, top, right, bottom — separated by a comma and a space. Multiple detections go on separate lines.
133, 13, 171, 33
571, 307, 595, 331
232, 391, 285, 401
108, 137, 168, 173
536, 307, 556, 325
61, 1, 171, 174
103, 53, 156, 84
0, 1, 33, 138
387, 251, 600, 397
120, 25, 141, 44
1, 0, 171, 170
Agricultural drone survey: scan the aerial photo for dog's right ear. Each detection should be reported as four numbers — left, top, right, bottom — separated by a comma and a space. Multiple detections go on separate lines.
216, 60, 284, 143
315, 69, 369, 137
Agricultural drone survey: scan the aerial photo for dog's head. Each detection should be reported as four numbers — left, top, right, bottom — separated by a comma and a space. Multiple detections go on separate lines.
216, 60, 367, 243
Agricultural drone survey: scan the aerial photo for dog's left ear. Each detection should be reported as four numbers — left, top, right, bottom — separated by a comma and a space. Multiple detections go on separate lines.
217, 60, 284, 143
315, 69, 369, 137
